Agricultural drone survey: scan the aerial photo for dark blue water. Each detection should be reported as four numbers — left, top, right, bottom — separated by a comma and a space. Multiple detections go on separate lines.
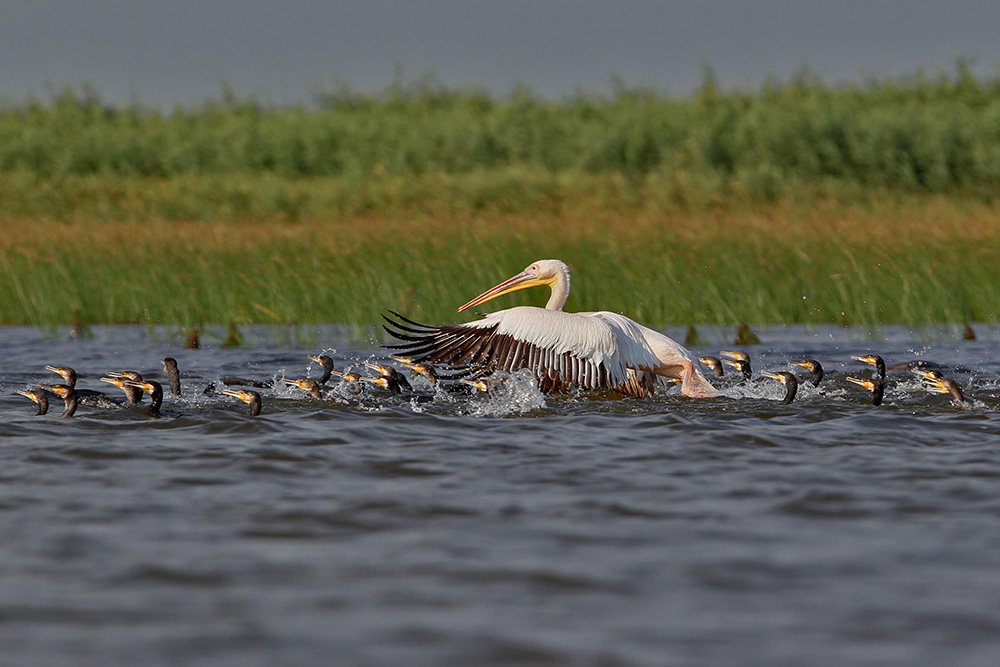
2, 324, 1000, 666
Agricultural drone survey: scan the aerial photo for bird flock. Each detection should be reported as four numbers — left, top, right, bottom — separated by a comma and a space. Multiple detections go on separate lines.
13, 345, 969, 420
12, 352, 497, 419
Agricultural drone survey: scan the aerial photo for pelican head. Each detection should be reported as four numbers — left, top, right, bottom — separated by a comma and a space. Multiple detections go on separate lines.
458, 259, 570, 313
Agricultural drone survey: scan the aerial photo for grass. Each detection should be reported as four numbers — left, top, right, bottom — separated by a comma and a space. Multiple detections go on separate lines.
1, 174, 998, 331
2, 67, 999, 333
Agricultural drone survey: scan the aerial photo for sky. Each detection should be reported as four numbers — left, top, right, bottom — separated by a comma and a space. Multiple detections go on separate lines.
2, 1, 999, 107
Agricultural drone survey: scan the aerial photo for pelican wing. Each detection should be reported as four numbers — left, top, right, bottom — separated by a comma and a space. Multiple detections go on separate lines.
384, 308, 662, 397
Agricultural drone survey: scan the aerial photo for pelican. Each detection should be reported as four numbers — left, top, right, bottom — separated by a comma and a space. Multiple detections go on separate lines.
384, 259, 716, 398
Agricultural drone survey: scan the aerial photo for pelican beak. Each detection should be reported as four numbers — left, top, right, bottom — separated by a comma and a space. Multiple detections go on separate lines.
457, 269, 554, 313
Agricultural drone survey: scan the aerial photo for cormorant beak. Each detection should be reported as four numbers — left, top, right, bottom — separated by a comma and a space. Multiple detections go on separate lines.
846, 376, 875, 391
850, 355, 876, 366
761, 371, 781, 381
457, 269, 554, 313
221, 388, 252, 403
460, 378, 489, 392
16, 390, 40, 403
100, 376, 124, 388
921, 377, 948, 394
388, 354, 415, 364
364, 362, 388, 375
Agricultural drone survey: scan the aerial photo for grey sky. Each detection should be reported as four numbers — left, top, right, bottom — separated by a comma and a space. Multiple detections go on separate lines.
2, 1, 998, 106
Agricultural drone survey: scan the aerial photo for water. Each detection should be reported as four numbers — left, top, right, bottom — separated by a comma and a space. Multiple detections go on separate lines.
3, 323, 1000, 666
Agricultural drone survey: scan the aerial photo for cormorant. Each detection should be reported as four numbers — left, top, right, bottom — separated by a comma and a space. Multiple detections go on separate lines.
360, 375, 403, 395
281, 378, 325, 399
720, 350, 752, 377
122, 380, 164, 417
100, 371, 144, 404
721, 357, 752, 381
365, 362, 413, 393
38, 383, 78, 417
761, 370, 798, 404
788, 359, 824, 387
698, 356, 725, 378
221, 388, 262, 416
851, 354, 886, 381
16, 388, 49, 415
921, 376, 966, 407
44, 365, 121, 408
161, 358, 182, 395
307, 355, 335, 385
846, 375, 884, 406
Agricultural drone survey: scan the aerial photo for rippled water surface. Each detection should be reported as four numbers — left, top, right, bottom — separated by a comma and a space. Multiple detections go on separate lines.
3, 324, 1000, 666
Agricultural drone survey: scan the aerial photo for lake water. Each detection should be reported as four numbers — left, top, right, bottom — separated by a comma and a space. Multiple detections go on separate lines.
2, 323, 1000, 666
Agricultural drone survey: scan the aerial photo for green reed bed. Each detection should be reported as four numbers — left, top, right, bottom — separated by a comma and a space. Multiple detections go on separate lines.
2, 67, 1000, 332
2, 196, 998, 332
2, 65, 999, 198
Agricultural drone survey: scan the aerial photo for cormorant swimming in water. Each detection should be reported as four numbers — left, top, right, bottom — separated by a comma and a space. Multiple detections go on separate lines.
846, 375, 885, 406
761, 370, 798, 404
307, 355, 335, 385
16, 388, 49, 415
281, 378, 325, 399
221, 388, 262, 416
921, 376, 966, 407
44, 365, 121, 408
38, 383, 78, 417
698, 356, 725, 378
788, 359, 824, 387
720, 350, 752, 378
161, 358, 182, 395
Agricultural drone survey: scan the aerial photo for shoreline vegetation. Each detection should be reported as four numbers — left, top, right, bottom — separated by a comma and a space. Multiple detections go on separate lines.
2, 66, 999, 332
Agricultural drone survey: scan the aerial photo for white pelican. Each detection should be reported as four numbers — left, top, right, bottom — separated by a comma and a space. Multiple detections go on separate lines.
384, 259, 716, 398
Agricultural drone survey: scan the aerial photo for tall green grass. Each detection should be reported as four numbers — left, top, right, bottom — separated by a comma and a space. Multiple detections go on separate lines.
2, 200, 998, 330
2, 66, 1000, 331
1, 64, 999, 200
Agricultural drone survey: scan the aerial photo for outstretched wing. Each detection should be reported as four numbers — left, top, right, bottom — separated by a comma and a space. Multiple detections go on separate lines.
383, 308, 662, 398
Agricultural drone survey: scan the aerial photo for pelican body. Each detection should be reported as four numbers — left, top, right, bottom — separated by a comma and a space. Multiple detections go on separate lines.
385, 259, 716, 399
